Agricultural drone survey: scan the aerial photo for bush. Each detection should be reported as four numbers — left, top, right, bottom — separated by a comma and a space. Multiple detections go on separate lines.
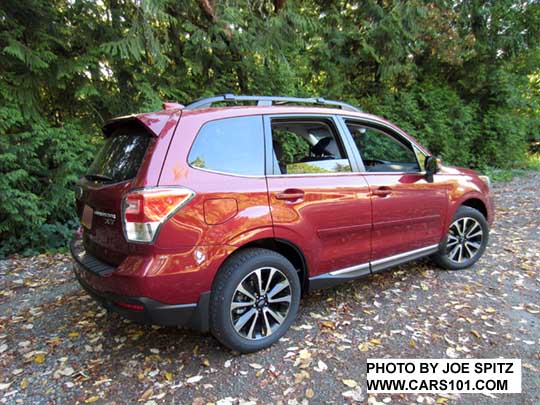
0, 93, 95, 256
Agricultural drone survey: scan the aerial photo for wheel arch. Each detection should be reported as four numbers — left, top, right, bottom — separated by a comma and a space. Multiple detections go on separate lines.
231, 238, 309, 295
461, 197, 488, 220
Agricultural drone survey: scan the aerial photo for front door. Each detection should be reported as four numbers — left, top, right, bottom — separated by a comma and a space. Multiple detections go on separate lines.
342, 119, 448, 265
264, 115, 372, 278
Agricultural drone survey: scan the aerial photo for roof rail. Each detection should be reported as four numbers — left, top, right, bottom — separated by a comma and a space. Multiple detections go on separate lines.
184, 94, 361, 112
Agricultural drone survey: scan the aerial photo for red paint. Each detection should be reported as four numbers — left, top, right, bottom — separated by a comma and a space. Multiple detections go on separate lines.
74, 105, 494, 306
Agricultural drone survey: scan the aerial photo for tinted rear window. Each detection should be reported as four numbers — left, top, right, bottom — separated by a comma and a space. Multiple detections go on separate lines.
188, 116, 264, 176
87, 125, 151, 183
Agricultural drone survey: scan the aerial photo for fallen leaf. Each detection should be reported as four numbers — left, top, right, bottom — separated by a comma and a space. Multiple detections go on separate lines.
358, 343, 370, 352
446, 347, 458, 359
342, 379, 357, 388
84, 396, 100, 403
186, 375, 203, 385
314, 360, 328, 372
58, 367, 75, 377
298, 350, 311, 360
306, 388, 315, 398
139, 387, 153, 401
294, 370, 310, 384
470, 330, 481, 339
321, 321, 336, 329
342, 387, 363, 401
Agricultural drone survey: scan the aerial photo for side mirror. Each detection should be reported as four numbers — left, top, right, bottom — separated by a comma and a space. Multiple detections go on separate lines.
425, 156, 440, 177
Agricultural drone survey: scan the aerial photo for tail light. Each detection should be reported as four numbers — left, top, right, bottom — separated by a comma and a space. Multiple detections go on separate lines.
122, 187, 195, 243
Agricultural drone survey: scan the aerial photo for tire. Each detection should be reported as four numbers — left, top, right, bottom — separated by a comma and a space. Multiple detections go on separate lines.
209, 248, 301, 353
433, 206, 489, 270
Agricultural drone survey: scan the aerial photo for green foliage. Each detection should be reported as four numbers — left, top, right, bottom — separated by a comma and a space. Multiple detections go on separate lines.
1, 0, 540, 256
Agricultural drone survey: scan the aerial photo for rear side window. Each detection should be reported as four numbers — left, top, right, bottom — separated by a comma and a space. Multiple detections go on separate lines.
188, 116, 264, 176
87, 124, 151, 183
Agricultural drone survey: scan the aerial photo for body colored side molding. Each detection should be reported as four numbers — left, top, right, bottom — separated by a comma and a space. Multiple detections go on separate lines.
308, 244, 439, 291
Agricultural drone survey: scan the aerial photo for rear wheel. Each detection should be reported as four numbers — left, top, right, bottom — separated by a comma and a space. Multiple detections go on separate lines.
209, 248, 301, 353
433, 206, 489, 270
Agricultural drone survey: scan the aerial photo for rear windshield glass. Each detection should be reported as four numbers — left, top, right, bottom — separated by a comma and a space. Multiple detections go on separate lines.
87, 125, 151, 183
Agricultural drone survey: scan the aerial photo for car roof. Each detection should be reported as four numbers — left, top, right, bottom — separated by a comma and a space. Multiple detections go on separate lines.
104, 104, 431, 156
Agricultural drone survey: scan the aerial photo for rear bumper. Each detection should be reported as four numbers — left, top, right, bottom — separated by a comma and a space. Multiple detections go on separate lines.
70, 238, 210, 331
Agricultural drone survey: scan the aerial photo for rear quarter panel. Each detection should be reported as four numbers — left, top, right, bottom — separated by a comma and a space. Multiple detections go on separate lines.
157, 111, 273, 248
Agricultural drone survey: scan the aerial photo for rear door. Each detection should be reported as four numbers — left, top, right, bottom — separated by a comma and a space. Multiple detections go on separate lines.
76, 122, 154, 265
264, 114, 372, 278
341, 118, 447, 265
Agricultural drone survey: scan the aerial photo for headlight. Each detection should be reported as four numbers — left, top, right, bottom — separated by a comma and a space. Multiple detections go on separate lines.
479, 175, 491, 190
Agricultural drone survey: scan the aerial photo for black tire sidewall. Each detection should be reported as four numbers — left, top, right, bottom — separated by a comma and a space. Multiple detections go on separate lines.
210, 248, 301, 353
435, 206, 489, 270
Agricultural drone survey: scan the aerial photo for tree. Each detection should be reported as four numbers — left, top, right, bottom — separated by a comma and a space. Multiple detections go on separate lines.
1, 0, 539, 256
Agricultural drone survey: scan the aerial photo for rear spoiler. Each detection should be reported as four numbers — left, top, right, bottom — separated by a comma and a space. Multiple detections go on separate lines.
102, 110, 182, 137
102, 116, 144, 137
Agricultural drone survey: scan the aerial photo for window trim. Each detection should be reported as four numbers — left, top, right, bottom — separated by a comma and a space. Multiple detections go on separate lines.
338, 116, 425, 175
262, 114, 362, 176
186, 115, 266, 178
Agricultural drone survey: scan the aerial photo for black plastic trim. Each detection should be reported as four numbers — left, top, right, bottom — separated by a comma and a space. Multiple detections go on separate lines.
70, 238, 115, 277
70, 240, 210, 331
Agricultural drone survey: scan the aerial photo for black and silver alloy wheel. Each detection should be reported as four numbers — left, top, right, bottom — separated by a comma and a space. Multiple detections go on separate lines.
210, 248, 301, 353
433, 205, 489, 271
446, 217, 483, 263
230, 267, 292, 340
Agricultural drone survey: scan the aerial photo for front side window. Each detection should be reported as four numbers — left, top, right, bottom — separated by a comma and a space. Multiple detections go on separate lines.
346, 122, 420, 172
270, 118, 351, 175
188, 116, 264, 176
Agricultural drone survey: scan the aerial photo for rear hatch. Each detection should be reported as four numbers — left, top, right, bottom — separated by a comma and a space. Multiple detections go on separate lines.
76, 121, 154, 266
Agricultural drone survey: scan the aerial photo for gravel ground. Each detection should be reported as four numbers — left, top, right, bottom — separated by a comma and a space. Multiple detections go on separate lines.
0, 172, 539, 404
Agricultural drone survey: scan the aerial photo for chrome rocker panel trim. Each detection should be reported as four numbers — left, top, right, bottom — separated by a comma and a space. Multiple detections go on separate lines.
308, 244, 439, 291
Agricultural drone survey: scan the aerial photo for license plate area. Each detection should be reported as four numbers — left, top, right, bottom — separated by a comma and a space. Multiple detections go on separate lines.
81, 205, 93, 229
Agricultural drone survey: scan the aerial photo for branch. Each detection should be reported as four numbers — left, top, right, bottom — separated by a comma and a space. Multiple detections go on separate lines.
273, 0, 286, 12
198, 0, 217, 22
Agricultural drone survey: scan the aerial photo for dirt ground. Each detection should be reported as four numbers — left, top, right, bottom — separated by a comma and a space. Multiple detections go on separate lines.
1, 172, 539, 404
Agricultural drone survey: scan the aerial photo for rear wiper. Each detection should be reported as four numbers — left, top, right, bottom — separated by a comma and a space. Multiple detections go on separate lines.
84, 173, 113, 183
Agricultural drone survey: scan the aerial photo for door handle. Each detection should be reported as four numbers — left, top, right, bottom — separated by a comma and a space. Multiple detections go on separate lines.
276, 189, 305, 201
371, 187, 392, 197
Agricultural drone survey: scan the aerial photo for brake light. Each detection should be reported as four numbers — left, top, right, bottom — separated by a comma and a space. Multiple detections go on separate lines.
114, 301, 144, 311
122, 187, 195, 243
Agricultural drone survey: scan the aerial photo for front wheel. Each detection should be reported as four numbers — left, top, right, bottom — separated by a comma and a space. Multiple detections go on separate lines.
209, 248, 301, 353
433, 206, 489, 270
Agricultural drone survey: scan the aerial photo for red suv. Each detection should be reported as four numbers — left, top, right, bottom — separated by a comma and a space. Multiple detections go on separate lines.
71, 94, 494, 352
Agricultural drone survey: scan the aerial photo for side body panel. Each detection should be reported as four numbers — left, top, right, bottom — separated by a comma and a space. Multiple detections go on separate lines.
364, 173, 448, 260
267, 174, 372, 277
